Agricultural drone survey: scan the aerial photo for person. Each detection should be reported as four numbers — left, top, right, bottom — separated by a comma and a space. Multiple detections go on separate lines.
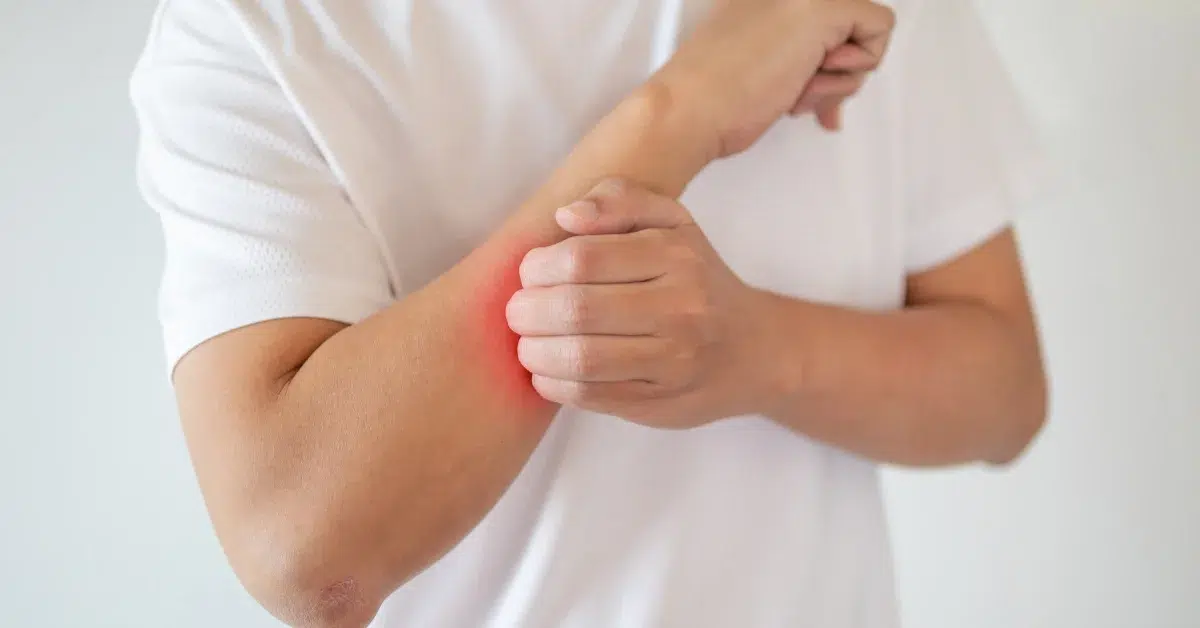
130, 0, 1049, 626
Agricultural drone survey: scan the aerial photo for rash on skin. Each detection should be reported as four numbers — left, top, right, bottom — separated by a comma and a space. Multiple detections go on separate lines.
470, 240, 548, 412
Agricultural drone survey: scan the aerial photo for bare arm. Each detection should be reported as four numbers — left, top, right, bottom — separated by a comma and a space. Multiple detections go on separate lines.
504, 189, 1043, 465
755, 229, 1047, 466
174, 86, 715, 628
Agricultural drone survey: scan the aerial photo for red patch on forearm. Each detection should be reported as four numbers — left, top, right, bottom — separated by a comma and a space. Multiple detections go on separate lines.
470, 242, 547, 411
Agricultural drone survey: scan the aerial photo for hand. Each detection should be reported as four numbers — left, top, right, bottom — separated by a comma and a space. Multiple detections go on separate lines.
505, 180, 775, 428
790, 39, 881, 132
655, 0, 895, 152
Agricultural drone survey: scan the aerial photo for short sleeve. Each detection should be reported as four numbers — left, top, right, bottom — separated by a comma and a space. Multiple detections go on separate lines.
130, 2, 394, 374
896, 0, 1051, 274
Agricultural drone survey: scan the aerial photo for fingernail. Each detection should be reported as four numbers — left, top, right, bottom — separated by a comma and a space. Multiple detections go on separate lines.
560, 200, 598, 222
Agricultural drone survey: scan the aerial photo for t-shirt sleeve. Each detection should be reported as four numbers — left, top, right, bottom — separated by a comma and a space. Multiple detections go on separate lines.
896, 0, 1052, 274
130, 2, 394, 375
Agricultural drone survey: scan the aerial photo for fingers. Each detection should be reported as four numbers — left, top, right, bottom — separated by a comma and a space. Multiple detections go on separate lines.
531, 376, 663, 410
517, 335, 673, 383
520, 228, 674, 288
523, 179, 696, 287
822, 43, 880, 73
789, 71, 867, 125
555, 179, 694, 236
788, 1, 893, 129
843, 0, 896, 62
806, 71, 868, 100
815, 104, 843, 132
507, 282, 665, 336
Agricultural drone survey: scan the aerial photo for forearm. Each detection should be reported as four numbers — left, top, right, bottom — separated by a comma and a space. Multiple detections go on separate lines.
233, 86, 714, 625
753, 291, 1047, 467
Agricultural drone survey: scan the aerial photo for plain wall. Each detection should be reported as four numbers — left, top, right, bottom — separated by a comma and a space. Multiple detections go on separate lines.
1, 1, 1196, 627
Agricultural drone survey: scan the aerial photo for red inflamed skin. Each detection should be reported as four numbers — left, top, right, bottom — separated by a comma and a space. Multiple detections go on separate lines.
464, 236, 553, 414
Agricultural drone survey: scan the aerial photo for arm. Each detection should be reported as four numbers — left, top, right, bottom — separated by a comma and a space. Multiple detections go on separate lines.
174, 87, 713, 628
754, 229, 1047, 466
505, 2, 1044, 469
149, 2, 894, 625
506, 190, 1045, 466
755, 0, 1050, 466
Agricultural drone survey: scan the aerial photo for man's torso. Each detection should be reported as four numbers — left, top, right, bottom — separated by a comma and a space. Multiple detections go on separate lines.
168, 0, 913, 625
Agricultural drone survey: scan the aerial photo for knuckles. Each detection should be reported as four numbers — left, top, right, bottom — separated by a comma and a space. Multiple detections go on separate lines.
561, 337, 602, 379
519, 336, 604, 380
656, 337, 700, 389
560, 238, 598, 283
558, 285, 593, 330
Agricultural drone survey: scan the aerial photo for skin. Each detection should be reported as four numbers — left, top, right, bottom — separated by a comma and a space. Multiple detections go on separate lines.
171, 2, 903, 627
511, 185, 1046, 466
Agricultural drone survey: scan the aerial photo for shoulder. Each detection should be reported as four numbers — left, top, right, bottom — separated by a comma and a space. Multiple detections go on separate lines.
136, 0, 392, 72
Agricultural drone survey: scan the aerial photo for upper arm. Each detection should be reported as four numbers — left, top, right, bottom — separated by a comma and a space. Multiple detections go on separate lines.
172, 317, 346, 432
905, 229, 1036, 340
131, 1, 398, 523
131, 0, 394, 390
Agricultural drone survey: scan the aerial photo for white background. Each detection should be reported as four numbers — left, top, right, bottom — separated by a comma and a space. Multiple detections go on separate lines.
1, 1, 1196, 627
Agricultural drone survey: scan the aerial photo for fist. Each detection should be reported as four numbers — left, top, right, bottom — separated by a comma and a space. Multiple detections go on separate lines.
505, 180, 772, 428
657, 0, 896, 151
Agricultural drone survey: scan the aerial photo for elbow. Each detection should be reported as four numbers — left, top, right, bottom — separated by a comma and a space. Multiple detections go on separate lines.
223, 514, 382, 628
985, 363, 1050, 467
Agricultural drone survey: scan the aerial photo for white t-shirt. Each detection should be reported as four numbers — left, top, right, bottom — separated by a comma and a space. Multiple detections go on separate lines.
131, 1, 1045, 626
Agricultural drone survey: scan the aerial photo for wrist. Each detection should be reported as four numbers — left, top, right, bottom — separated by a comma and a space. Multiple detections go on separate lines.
502, 79, 720, 242
618, 79, 721, 187
738, 288, 809, 417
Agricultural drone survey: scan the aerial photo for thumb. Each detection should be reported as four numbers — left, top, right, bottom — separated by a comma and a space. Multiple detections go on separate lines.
556, 179, 694, 236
